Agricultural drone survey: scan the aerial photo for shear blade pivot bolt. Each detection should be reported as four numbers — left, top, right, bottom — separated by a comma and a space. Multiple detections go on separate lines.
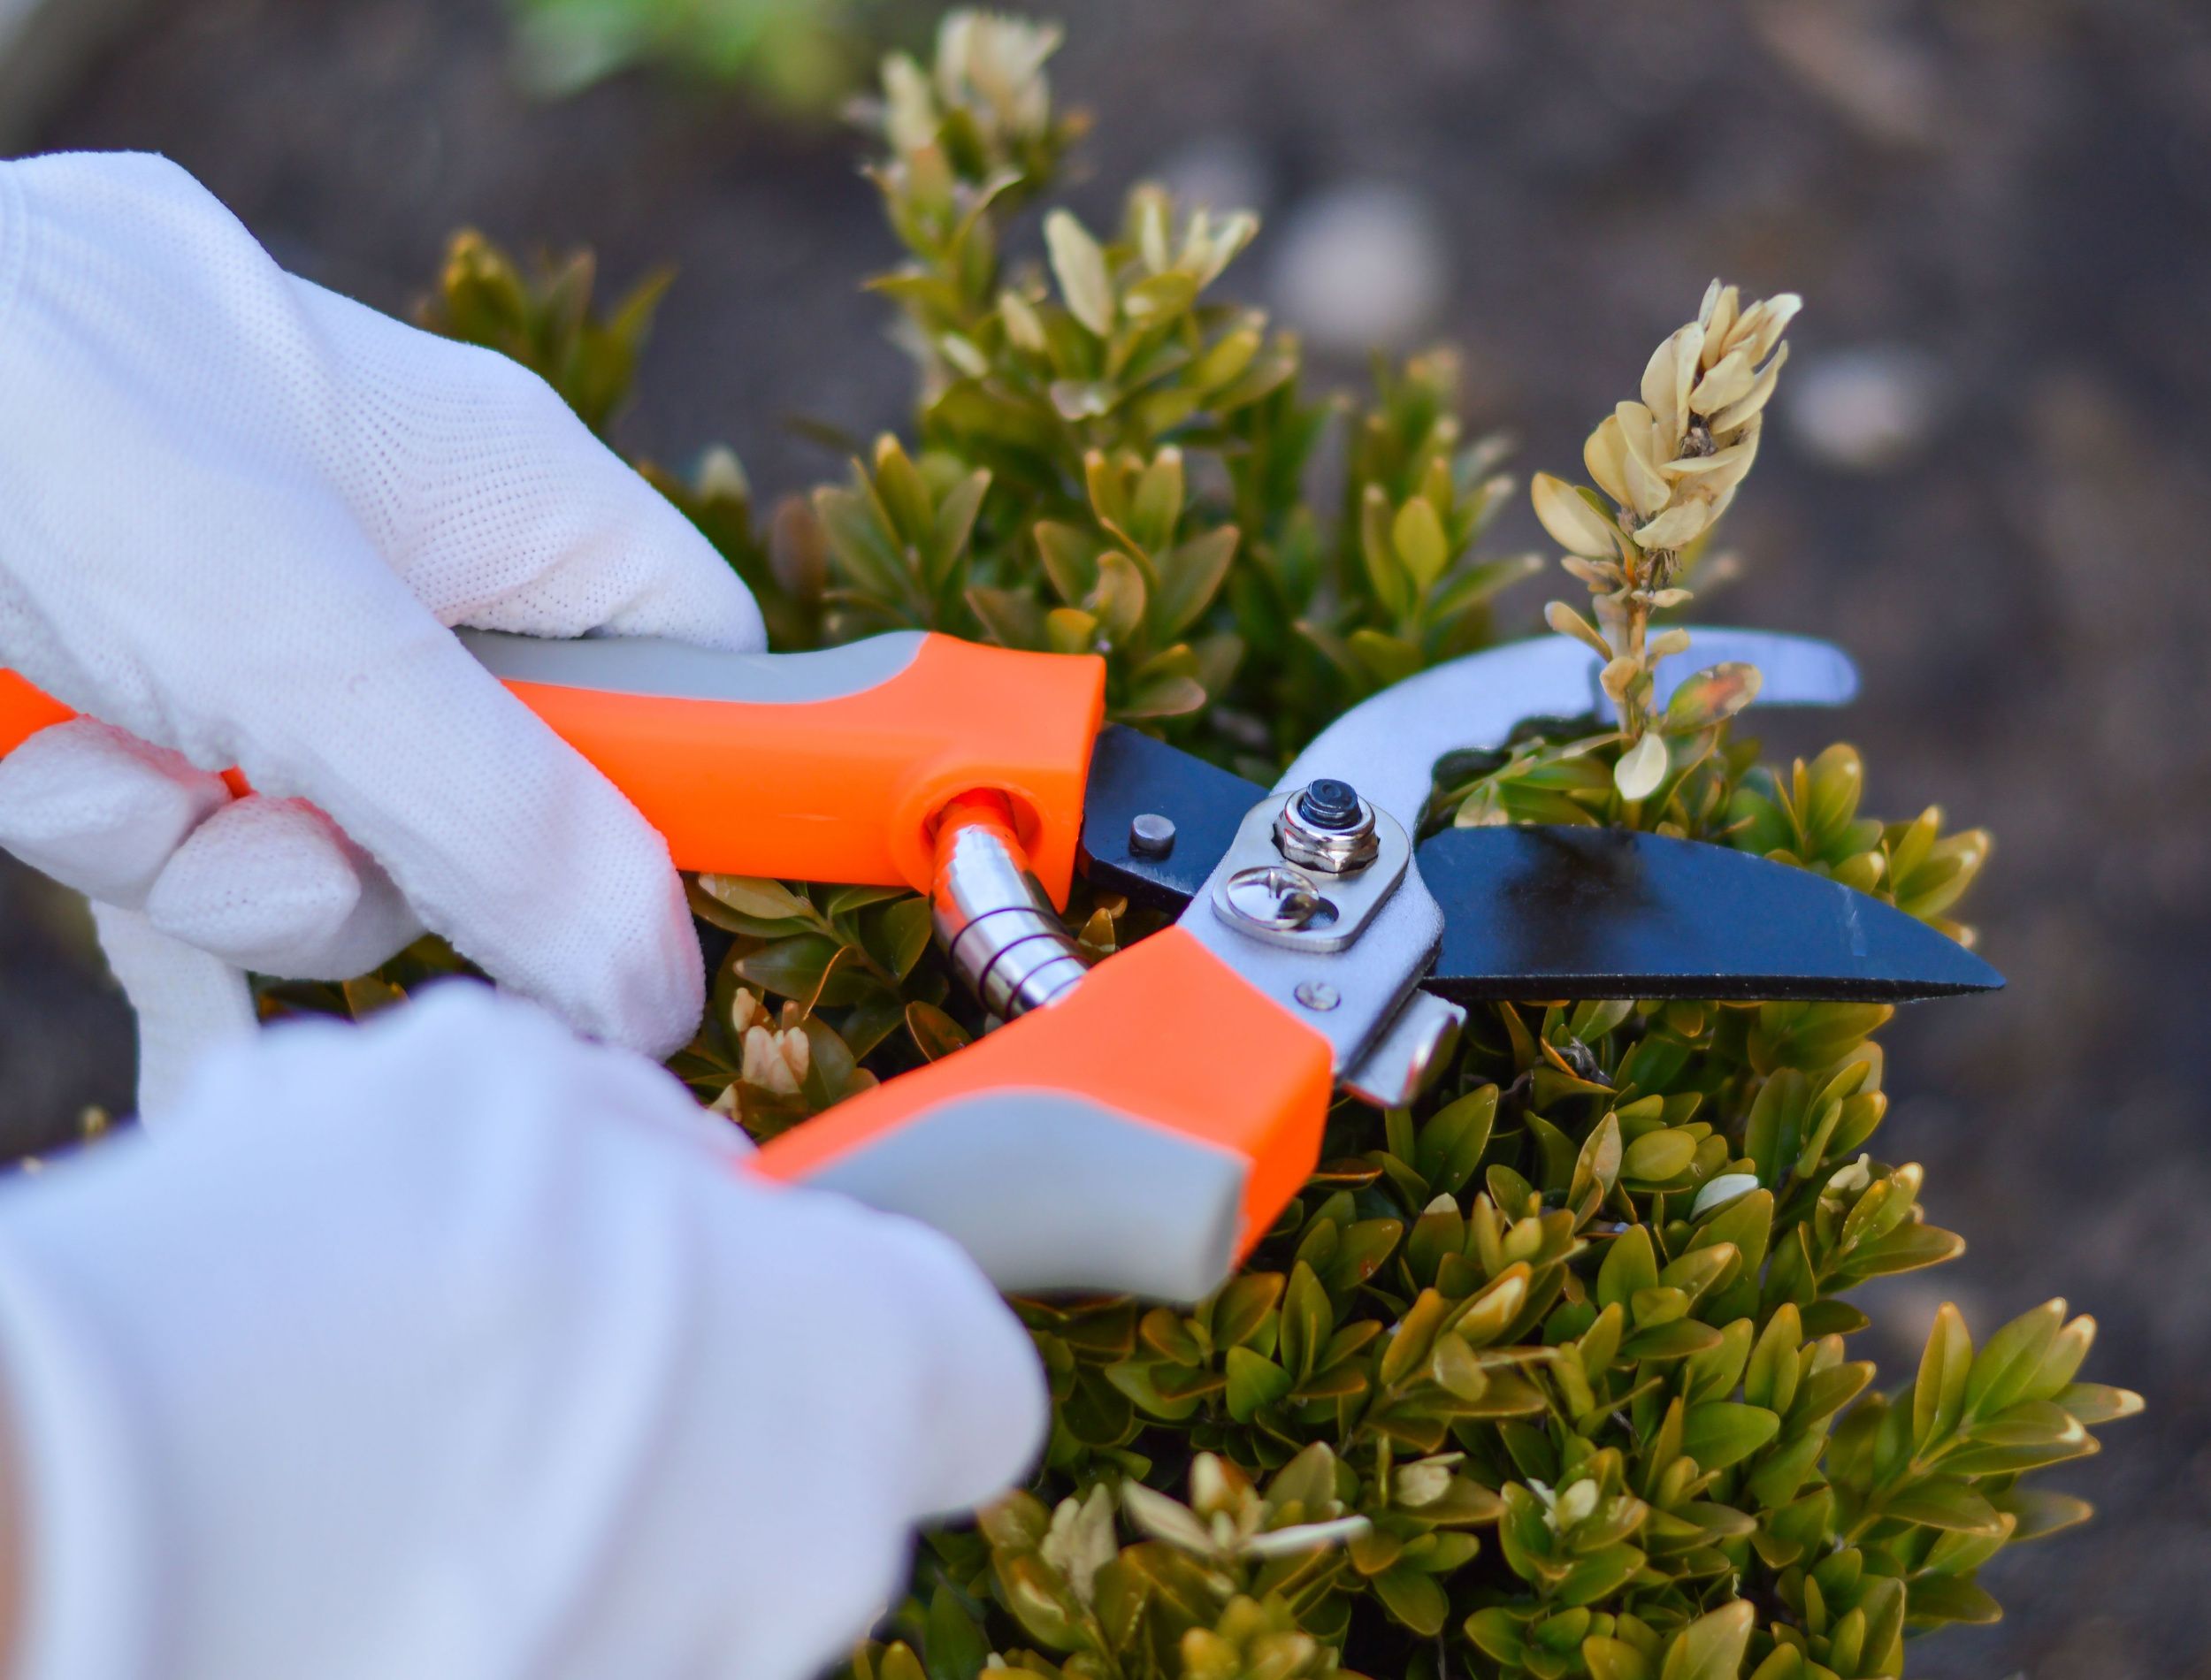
1297, 779, 1363, 829
1275, 779, 1381, 874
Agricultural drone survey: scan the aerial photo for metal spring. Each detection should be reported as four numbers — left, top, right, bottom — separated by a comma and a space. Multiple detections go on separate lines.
929, 790, 1090, 1020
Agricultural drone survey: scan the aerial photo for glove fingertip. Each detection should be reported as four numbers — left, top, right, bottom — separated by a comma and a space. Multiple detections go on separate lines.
869, 1218, 1049, 1517
593, 502, 768, 654
0, 719, 229, 905
146, 798, 365, 969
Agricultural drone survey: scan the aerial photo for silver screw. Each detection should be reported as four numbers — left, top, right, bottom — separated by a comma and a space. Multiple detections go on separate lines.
1128, 812, 1177, 858
1295, 981, 1341, 1012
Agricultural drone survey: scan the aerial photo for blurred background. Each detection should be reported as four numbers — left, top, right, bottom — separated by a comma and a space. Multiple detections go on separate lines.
3, 0, 2207, 1670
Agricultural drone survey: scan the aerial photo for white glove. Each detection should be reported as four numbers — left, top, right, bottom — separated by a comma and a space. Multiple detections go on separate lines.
0, 151, 765, 1108
0, 983, 1046, 1680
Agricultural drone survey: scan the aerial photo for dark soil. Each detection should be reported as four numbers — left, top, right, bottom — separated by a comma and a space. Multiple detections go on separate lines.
7, 0, 2210, 1671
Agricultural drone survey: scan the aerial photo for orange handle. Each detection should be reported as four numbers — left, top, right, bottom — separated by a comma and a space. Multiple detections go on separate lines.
0, 632, 1108, 904
0, 671, 72, 755
748, 927, 1335, 1300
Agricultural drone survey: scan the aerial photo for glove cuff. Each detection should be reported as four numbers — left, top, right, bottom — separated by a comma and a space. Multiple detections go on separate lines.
0, 1239, 161, 1680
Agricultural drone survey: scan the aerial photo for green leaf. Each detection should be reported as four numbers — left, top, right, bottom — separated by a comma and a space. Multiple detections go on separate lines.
1585, 1635, 1656, 1680
1690, 1188, 1773, 1279
1913, 1302, 1973, 1449
1266, 1440, 1339, 1517
1940, 1398, 2092, 1475
1348, 627, 1422, 688
1598, 1225, 1659, 1311
1035, 521, 1101, 603
1679, 1401, 1780, 1471
878, 1641, 929, 1680
1416, 1085, 1498, 1195
1129, 448, 1186, 551
929, 469, 991, 581
822, 884, 907, 919
1120, 673, 1208, 720
1744, 1304, 1802, 1415
1381, 1288, 1456, 1386
695, 874, 813, 920
1988, 1486, 2093, 1542
814, 484, 911, 606
1358, 485, 1412, 619
2054, 1381, 2144, 1424
1682, 1317, 1755, 1406
995, 1553, 1089, 1652
1904, 1573, 2002, 1627
1621, 1126, 1698, 1184
1149, 524, 1239, 639
1103, 1361, 1202, 1423
875, 896, 936, 980
1213, 1272, 1284, 1348
1046, 606, 1100, 655
1373, 1565, 1450, 1636
1659, 1601, 1754, 1680
733, 934, 839, 1001
1963, 1297, 2065, 1421
1886, 1478, 2008, 1537
1840, 1220, 1965, 1279
1557, 1544, 1646, 1607
923, 1583, 990, 1680
1621, 1320, 1724, 1362
1786, 1360, 1875, 1429
1465, 1607, 1529, 1666
1569, 1111, 1622, 1217
1392, 495, 1450, 592
1278, 1262, 1332, 1382
872, 438, 934, 544
1429, 1333, 1489, 1402
906, 1001, 972, 1062
1225, 1346, 1294, 1422
1093, 551, 1149, 641
966, 584, 1048, 649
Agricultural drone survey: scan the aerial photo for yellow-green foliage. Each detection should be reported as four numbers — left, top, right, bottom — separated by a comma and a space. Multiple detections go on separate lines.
293, 15, 2137, 1679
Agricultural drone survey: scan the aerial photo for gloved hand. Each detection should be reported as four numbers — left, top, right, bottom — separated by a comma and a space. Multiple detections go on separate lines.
0, 152, 763, 1110
0, 984, 1046, 1680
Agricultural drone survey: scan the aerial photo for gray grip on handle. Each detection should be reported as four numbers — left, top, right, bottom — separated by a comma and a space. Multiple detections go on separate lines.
457, 629, 928, 705
793, 1089, 1249, 1302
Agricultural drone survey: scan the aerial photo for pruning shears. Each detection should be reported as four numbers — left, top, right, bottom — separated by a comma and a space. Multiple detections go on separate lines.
0, 626, 1999, 1300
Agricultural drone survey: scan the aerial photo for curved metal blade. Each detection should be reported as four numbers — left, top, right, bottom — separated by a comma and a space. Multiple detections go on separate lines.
1083, 628, 1893, 1088
1081, 629, 1858, 912
1419, 825, 2002, 1001
1278, 627, 1858, 843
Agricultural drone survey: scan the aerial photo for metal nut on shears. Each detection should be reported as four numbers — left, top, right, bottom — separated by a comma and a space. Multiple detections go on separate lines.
1274, 777, 1381, 874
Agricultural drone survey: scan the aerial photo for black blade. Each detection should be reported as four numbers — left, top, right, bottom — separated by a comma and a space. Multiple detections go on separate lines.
1079, 725, 1265, 911
1419, 825, 2003, 1003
